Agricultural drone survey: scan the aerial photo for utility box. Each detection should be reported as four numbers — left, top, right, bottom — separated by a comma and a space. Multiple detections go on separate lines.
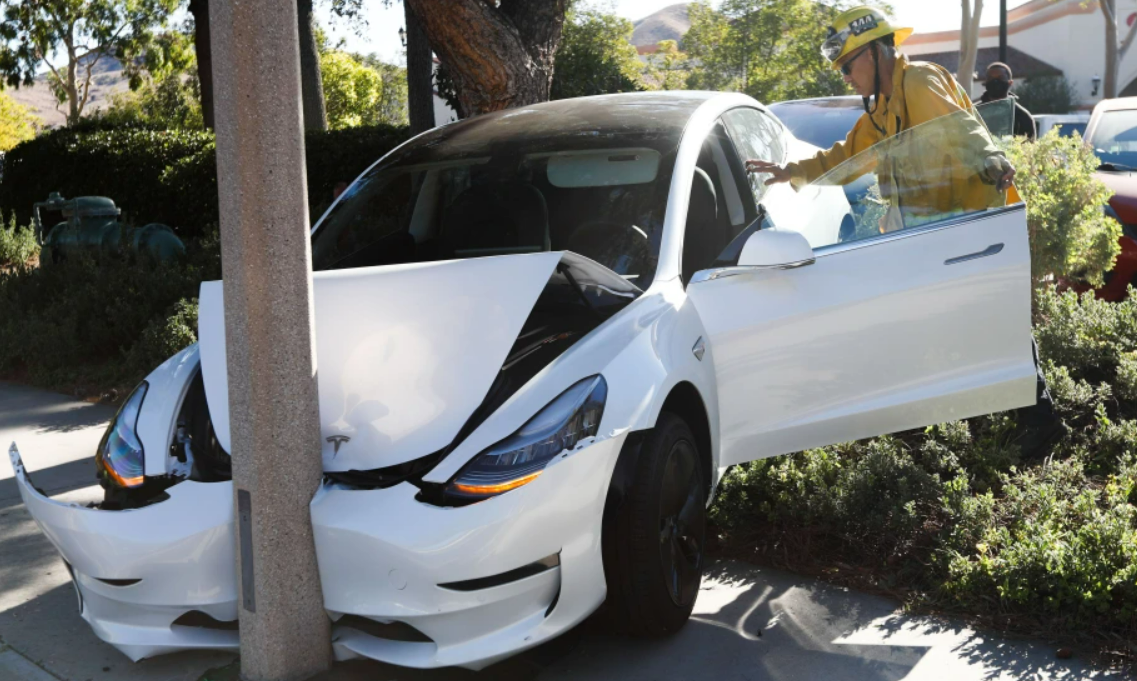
33, 192, 186, 265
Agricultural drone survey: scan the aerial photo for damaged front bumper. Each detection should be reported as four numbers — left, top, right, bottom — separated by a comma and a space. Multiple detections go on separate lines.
314, 432, 626, 670
8, 444, 239, 662
10, 431, 626, 670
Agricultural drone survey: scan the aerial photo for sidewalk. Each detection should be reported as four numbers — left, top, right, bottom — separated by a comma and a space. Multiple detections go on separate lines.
0, 381, 1122, 680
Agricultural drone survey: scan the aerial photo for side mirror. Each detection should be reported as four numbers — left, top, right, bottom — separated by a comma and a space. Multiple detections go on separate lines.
737, 228, 815, 269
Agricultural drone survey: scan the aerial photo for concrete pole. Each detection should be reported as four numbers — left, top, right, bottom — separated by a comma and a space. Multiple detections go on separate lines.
208, 1, 331, 679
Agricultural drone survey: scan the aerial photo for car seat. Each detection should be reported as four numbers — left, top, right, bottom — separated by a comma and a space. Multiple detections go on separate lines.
440, 182, 551, 258
681, 167, 720, 284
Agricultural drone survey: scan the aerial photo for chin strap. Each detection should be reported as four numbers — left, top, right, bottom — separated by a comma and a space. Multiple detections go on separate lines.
862, 42, 889, 137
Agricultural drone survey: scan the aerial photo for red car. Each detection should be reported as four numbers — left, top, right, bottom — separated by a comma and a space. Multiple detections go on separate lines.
1083, 97, 1137, 301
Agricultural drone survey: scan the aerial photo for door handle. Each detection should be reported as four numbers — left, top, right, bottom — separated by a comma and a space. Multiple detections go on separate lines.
945, 243, 1003, 266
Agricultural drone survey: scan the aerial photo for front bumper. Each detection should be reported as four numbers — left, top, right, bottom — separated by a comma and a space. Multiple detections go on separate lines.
313, 433, 625, 670
8, 445, 238, 662
10, 431, 626, 670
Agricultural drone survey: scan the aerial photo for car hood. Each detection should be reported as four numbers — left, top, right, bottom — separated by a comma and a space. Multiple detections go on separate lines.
199, 251, 637, 472
1096, 170, 1137, 225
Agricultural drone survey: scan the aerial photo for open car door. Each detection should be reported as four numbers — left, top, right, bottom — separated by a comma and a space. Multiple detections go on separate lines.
689, 100, 1036, 466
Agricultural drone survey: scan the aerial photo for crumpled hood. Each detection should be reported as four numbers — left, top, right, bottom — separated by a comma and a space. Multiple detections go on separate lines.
199, 252, 565, 471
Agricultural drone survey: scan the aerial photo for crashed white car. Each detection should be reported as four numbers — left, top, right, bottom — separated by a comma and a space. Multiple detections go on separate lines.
10, 92, 1035, 669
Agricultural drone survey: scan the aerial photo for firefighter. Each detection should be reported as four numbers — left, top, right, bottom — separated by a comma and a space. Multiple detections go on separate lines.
747, 6, 1017, 231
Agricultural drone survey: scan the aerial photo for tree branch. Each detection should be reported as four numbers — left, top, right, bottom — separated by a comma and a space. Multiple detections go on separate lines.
1101, 0, 1116, 25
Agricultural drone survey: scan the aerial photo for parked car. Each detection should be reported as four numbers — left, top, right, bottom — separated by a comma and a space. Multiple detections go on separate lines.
9, 91, 1036, 670
767, 95, 865, 149
1081, 96, 1137, 301
1035, 112, 1090, 139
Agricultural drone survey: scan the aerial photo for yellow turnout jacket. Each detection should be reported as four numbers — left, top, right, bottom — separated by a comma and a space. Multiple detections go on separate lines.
787, 54, 1014, 228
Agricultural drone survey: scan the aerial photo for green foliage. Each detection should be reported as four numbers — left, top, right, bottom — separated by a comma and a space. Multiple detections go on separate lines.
0, 127, 214, 237
100, 72, 204, 130
938, 457, 1137, 626
551, 7, 644, 99
711, 284, 1137, 647
1014, 76, 1079, 115
0, 90, 39, 151
1004, 130, 1121, 288
0, 0, 180, 125
0, 235, 219, 388
0, 124, 410, 240
0, 212, 38, 267
357, 56, 409, 127
321, 51, 385, 129
643, 40, 691, 91
682, 0, 851, 103
128, 296, 199, 374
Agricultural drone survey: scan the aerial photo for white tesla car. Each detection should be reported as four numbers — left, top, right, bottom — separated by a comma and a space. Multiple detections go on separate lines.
9, 92, 1034, 670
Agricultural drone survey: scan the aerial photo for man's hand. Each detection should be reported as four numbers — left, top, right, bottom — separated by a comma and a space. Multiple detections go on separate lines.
984, 155, 1017, 192
745, 159, 792, 186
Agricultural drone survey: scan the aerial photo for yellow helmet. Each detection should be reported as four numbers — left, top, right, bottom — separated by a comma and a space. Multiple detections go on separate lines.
821, 6, 913, 69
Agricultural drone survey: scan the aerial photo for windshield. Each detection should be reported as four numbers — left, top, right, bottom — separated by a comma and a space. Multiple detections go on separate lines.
310, 97, 693, 283
769, 99, 863, 148
786, 99, 1014, 247
1090, 109, 1137, 168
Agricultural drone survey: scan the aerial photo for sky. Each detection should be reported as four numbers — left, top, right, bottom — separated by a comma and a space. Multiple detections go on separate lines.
318, 0, 1037, 66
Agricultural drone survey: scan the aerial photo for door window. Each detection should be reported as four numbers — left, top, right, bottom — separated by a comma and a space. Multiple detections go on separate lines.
721, 107, 787, 208
801, 99, 1015, 248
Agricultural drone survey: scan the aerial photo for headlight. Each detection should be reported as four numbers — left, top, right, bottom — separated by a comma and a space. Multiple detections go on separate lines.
96, 381, 148, 488
447, 375, 607, 501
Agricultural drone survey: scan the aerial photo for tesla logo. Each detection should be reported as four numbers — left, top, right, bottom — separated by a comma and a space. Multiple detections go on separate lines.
326, 435, 350, 457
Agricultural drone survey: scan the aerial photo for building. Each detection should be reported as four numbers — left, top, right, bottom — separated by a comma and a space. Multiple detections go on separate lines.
904, 0, 1137, 107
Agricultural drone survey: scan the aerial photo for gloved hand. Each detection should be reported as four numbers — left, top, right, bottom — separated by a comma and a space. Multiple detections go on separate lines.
984, 154, 1016, 192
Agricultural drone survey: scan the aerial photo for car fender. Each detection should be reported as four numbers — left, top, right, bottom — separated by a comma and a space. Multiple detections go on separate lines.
136, 344, 202, 476
421, 277, 720, 484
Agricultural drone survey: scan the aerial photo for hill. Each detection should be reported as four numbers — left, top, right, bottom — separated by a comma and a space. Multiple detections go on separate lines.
631, 3, 691, 48
5, 52, 130, 129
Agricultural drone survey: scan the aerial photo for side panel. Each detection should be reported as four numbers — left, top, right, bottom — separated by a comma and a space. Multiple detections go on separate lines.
690, 207, 1036, 466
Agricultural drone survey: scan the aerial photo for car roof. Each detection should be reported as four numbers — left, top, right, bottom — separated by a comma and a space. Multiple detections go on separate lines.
1093, 97, 1137, 113
386, 92, 728, 167
768, 96, 864, 110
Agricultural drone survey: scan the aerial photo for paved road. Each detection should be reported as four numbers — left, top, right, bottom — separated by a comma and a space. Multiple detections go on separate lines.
0, 381, 1121, 681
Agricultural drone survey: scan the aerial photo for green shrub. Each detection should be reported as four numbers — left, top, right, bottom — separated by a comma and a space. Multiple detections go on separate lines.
938, 457, 1137, 627
0, 128, 214, 238
0, 124, 410, 241
0, 233, 220, 388
1004, 131, 1120, 288
0, 213, 38, 267
128, 297, 200, 374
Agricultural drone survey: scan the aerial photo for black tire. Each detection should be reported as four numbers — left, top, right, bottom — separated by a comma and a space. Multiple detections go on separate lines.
603, 413, 706, 636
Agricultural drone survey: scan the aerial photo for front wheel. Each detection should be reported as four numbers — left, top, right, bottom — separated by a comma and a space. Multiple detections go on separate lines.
603, 413, 706, 635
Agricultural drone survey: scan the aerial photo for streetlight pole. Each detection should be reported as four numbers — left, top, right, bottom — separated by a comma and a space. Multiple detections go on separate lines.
209, 0, 331, 678
999, 0, 1008, 64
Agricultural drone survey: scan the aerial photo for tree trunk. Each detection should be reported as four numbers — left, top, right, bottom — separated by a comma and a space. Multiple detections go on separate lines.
1105, 0, 1120, 98
66, 57, 79, 125
405, 0, 569, 116
404, 0, 435, 134
958, 0, 983, 97
189, 0, 215, 129
297, 0, 327, 130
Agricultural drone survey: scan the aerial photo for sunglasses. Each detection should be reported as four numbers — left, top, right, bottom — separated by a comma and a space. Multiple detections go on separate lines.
840, 46, 871, 76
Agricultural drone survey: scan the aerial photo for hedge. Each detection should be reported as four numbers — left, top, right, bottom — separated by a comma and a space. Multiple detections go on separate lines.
0, 124, 410, 241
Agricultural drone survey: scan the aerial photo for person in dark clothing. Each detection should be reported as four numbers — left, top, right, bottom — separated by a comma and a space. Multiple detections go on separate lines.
979, 62, 1037, 139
